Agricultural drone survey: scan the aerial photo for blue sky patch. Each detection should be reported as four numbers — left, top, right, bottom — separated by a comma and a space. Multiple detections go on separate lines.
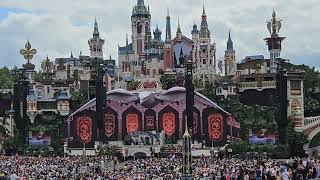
0, 7, 27, 20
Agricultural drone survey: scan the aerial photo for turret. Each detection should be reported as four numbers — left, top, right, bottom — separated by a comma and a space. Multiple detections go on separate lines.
199, 5, 210, 39
131, 0, 151, 58
165, 8, 172, 43
225, 30, 236, 76
153, 25, 162, 42
191, 22, 199, 40
88, 18, 105, 59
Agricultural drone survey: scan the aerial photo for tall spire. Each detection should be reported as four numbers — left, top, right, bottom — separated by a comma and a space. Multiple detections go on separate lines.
93, 17, 100, 38
177, 17, 182, 34
126, 33, 128, 47
200, 6, 210, 39
202, 4, 206, 16
227, 30, 234, 51
165, 8, 172, 42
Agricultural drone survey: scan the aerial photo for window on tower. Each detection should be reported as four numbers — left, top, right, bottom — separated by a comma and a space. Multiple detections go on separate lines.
137, 24, 142, 34
203, 59, 206, 64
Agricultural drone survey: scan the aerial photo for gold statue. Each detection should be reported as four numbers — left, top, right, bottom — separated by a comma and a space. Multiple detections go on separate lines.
20, 40, 37, 64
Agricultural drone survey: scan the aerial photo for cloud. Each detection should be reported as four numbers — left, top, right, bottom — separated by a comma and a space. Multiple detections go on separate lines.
0, 0, 319, 69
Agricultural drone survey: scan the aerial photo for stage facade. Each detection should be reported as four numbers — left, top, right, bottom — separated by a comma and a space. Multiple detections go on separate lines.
66, 87, 240, 148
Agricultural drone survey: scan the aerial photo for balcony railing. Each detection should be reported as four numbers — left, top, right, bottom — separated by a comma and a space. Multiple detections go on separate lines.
239, 81, 276, 92
304, 116, 320, 127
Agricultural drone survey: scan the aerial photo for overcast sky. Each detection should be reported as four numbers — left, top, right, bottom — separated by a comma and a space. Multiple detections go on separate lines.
0, 0, 319, 70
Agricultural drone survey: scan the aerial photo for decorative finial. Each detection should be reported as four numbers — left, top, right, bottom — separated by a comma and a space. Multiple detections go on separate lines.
71, 51, 73, 58
41, 55, 53, 74
183, 115, 191, 138
109, 54, 112, 60
267, 9, 282, 37
20, 40, 37, 64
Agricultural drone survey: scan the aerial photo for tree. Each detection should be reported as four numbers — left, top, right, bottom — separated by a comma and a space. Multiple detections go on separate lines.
288, 119, 308, 157
70, 90, 88, 112
199, 85, 276, 140
160, 74, 176, 90
0, 67, 14, 89
127, 80, 139, 91
304, 97, 320, 117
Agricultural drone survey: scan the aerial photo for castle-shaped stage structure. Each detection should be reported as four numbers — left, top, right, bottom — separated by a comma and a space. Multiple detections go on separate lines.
66, 87, 240, 152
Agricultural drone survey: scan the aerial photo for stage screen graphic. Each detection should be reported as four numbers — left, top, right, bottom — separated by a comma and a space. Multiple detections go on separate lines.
126, 113, 139, 133
29, 131, 51, 146
163, 112, 176, 136
249, 129, 276, 145
208, 113, 224, 141
105, 112, 115, 138
77, 116, 93, 144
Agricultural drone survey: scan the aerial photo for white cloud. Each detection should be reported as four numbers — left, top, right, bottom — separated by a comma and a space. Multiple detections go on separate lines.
0, 0, 319, 69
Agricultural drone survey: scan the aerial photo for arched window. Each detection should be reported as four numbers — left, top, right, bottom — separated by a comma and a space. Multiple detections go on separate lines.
137, 23, 142, 34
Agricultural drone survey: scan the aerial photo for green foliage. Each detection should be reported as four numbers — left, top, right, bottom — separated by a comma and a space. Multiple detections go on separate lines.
97, 145, 123, 159
288, 119, 308, 156
127, 80, 139, 91
165, 135, 177, 145
200, 86, 276, 140
160, 74, 176, 90
0, 67, 14, 89
70, 90, 88, 112
29, 112, 65, 152
282, 63, 320, 94
34, 71, 45, 82
304, 97, 320, 117
228, 141, 289, 158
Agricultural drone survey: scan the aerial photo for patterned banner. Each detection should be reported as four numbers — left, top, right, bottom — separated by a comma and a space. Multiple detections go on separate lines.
104, 112, 115, 138
163, 112, 175, 136
208, 113, 224, 141
126, 113, 139, 133
76, 116, 92, 144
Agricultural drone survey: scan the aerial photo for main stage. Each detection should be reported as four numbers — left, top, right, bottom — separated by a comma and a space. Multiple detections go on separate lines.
65, 87, 240, 150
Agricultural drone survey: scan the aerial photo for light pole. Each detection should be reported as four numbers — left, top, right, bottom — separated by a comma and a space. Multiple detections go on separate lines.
181, 59, 194, 180
8, 102, 15, 138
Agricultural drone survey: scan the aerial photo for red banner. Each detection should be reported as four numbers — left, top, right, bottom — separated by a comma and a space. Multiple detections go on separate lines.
76, 116, 92, 144
104, 112, 115, 138
208, 113, 223, 141
126, 113, 139, 133
163, 112, 175, 136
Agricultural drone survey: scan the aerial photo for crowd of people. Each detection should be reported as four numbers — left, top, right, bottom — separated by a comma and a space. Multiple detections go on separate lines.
1, 154, 320, 179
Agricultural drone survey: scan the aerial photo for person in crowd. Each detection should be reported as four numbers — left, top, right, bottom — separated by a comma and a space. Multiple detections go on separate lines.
1, 154, 320, 179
